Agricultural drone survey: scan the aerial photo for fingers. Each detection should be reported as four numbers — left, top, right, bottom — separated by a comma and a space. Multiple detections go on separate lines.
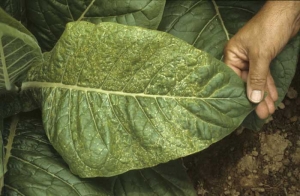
255, 101, 269, 119
223, 45, 249, 78
254, 73, 277, 119
233, 58, 278, 119
223, 38, 278, 120
247, 55, 270, 103
266, 72, 278, 102
255, 94, 276, 119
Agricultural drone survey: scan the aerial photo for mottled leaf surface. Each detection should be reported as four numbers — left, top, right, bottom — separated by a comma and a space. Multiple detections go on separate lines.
22, 22, 254, 177
2, 113, 196, 195
0, 8, 42, 92
25, 0, 166, 51
158, 0, 300, 130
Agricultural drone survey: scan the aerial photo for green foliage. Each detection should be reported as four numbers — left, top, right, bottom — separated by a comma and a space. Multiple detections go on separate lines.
0, 0, 299, 195
23, 21, 253, 177
3, 112, 195, 195
158, 0, 264, 60
0, 8, 42, 92
25, 0, 166, 51
158, 0, 300, 130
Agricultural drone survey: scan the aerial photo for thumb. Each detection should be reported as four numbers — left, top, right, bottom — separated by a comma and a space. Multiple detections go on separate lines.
247, 57, 270, 103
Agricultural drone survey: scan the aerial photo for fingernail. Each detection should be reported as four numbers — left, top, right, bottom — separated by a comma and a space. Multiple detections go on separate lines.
250, 90, 262, 103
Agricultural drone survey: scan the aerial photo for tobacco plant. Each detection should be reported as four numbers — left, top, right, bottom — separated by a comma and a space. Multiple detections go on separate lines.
0, 1, 299, 195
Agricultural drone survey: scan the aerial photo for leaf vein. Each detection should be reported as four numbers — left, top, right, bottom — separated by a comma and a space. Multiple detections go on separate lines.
165, 0, 204, 33
212, 0, 230, 40
85, 91, 109, 156
4, 185, 25, 196
192, 14, 218, 46
174, 99, 221, 129
135, 97, 163, 138
9, 156, 82, 195
218, 6, 255, 14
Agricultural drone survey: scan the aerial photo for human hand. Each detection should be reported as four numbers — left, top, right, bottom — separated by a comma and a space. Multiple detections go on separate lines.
224, 1, 300, 119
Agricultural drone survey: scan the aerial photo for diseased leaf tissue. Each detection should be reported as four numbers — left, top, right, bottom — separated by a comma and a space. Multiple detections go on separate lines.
0, 0, 299, 195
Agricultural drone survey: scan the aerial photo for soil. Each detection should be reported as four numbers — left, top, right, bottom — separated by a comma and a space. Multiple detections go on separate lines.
184, 63, 300, 196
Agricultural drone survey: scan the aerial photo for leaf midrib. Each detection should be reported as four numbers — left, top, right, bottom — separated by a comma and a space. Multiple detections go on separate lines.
0, 35, 11, 90
212, 0, 229, 40
77, 0, 95, 21
21, 81, 239, 100
4, 115, 19, 173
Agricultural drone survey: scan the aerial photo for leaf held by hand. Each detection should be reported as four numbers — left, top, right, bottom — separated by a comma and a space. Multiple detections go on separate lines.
22, 21, 253, 177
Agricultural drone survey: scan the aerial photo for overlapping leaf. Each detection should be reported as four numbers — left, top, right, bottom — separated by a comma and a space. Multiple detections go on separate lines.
2, 113, 196, 195
113, 160, 196, 196
2, 113, 111, 196
25, 0, 166, 51
0, 8, 42, 92
22, 22, 254, 177
158, 0, 300, 130
158, 0, 263, 60
0, 92, 38, 119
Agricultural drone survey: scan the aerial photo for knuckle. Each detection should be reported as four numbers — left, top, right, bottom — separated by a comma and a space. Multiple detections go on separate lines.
249, 75, 267, 86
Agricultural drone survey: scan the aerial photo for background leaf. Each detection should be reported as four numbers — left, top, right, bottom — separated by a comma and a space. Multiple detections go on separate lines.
0, 8, 42, 92
158, 0, 300, 130
113, 160, 196, 196
0, 93, 22, 119
2, 112, 196, 195
0, 0, 26, 22
25, 0, 166, 51
0, 8, 32, 38
22, 22, 254, 177
158, 0, 263, 60
0, 111, 4, 193
3, 112, 111, 196
0, 92, 38, 119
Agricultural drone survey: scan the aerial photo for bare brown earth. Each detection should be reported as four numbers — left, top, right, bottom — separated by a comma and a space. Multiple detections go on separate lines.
185, 62, 300, 196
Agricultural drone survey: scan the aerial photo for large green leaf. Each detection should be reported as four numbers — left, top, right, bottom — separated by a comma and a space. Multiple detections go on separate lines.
3, 112, 196, 195
158, 0, 300, 130
22, 21, 254, 177
0, 8, 43, 92
25, 0, 166, 51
